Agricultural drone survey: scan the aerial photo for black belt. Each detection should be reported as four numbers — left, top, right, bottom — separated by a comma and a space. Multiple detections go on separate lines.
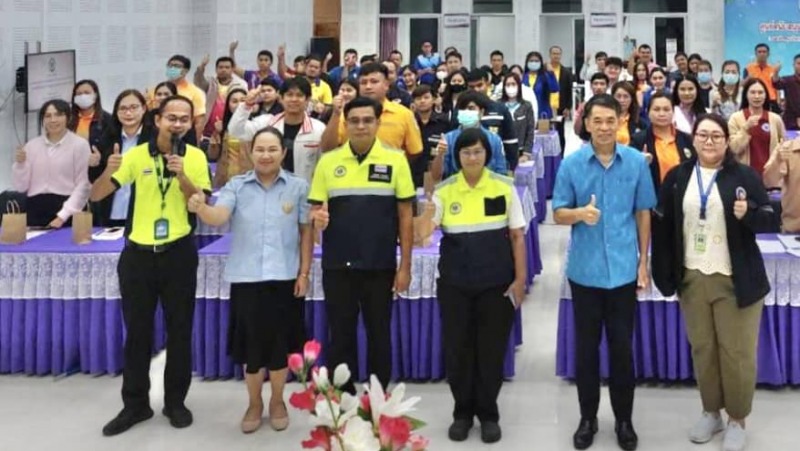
125, 235, 190, 253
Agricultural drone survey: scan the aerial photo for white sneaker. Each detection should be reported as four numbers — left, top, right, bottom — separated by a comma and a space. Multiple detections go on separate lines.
688, 412, 724, 444
722, 422, 747, 451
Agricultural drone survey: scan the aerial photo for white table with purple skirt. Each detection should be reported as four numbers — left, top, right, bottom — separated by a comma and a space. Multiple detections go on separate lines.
555, 234, 800, 386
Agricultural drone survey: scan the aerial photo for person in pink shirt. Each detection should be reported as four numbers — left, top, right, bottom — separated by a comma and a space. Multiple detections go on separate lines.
12, 99, 91, 227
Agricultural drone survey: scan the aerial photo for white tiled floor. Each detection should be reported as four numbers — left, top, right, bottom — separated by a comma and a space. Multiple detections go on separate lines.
1, 130, 799, 450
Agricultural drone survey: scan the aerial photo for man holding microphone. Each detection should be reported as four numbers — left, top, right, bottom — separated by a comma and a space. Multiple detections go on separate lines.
91, 95, 211, 437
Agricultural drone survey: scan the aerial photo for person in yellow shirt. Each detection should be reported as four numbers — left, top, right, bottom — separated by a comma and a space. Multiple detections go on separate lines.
149, 55, 207, 143
91, 95, 211, 437
547, 46, 574, 154
304, 54, 333, 117
320, 63, 423, 159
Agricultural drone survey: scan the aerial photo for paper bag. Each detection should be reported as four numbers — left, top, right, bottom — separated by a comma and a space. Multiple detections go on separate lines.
0, 200, 26, 245
537, 114, 551, 133
72, 208, 93, 245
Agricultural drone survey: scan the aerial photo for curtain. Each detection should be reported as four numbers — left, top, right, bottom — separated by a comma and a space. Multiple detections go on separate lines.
379, 18, 399, 61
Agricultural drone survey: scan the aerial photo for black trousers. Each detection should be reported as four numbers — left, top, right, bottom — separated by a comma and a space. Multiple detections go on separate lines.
438, 281, 515, 423
555, 120, 567, 158
323, 269, 395, 394
27, 193, 69, 227
118, 237, 198, 410
570, 280, 637, 422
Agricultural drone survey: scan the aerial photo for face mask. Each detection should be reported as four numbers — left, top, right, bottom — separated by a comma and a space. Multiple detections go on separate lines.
436, 71, 448, 81
73, 93, 96, 109
457, 109, 480, 128
450, 84, 467, 94
697, 72, 712, 84
722, 73, 739, 85
166, 67, 183, 81
505, 86, 519, 98
527, 61, 541, 72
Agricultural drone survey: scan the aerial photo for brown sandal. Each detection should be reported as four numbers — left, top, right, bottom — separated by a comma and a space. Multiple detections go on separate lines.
241, 405, 263, 434
269, 401, 289, 431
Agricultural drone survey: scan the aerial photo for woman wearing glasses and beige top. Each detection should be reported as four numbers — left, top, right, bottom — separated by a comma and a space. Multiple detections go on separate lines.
652, 114, 774, 451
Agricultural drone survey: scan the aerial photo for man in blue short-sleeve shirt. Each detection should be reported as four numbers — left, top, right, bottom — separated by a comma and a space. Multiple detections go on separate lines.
553, 94, 656, 451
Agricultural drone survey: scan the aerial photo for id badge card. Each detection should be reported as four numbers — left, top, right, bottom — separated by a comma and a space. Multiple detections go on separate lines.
154, 218, 170, 240
693, 231, 707, 253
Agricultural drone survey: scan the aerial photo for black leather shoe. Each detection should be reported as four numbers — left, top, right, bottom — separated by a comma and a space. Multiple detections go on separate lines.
615, 420, 638, 451
162, 405, 193, 429
573, 417, 598, 450
480, 421, 502, 443
448, 419, 473, 442
102, 407, 154, 436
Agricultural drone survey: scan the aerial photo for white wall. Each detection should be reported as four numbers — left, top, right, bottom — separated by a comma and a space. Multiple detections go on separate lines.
0, 0, 312, 190
341, 0, 379, 56
474, 16, 515, 68
540, 16, 577, 69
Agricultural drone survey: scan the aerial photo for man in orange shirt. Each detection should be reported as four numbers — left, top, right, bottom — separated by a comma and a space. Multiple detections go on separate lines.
744, 43, 780, 112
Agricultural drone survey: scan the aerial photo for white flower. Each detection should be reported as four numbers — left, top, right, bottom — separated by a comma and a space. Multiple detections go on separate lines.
310, 393, 360, 430
313, 366, 330, 391
365, 375, 421, 425
333, 364, 352, 388
310, 399, 337, 429
332, 417, 381, 451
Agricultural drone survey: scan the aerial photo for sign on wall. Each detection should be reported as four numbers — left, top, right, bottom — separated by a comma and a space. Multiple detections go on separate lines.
725, 0, 800, 75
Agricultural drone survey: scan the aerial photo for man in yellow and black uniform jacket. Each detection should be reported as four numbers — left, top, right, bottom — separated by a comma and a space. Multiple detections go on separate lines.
309, 97, 415, 394
92, 96, 211, 437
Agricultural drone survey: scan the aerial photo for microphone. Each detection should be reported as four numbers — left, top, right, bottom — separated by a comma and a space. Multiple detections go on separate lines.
165, 133, 181, 177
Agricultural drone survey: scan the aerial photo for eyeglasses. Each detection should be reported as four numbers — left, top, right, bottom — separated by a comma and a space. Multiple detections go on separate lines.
694, 133, 726, 144
346, 117, 377, 126
118, 104, 142, 114
460, 149, 486, 158
167, 63, 185, 69
163, 115, 192, 125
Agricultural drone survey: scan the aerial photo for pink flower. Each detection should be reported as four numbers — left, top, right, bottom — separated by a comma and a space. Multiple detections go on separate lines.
301, 427, 332, 450
409, 434, 429, 451
360, 393, 371, 414
289, 386, 317, 412
378, 415, 412, 451
288, 353, 305, 374
304, 340, 322, 363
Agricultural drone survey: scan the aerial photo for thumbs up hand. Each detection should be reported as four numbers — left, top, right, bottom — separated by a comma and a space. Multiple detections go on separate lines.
105, 143, 122, 174
312, 203, 330, 231
14, 146, 26, 164
642, 143, 653, 165
582, 194, 601, 226
733, 187, 748, 220
435, 137, 447, 156
89, 145, 102, 167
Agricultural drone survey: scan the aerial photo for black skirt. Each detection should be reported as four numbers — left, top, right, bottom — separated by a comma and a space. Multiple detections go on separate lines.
228, 280, 306, 373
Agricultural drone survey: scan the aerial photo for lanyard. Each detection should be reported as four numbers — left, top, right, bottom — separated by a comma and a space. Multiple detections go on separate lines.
694, 163, 718, 221
153, 155, 174, 212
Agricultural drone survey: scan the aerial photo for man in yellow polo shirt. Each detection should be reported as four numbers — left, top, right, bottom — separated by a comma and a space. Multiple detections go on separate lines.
148, 55, 207, 143
305, 54, 334, 116
309, 96, 415, 394
320, 62, 423, 159
90, 95, 211, 437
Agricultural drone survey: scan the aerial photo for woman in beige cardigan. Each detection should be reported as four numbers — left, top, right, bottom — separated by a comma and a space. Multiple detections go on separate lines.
728, 78, 785, 179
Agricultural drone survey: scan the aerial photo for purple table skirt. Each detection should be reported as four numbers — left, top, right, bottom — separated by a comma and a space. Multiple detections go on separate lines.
555, 299, 799, 386
544, 155, 562, 199
0, 298, 166, 375
193, 297, 518, 381
536, 176, 548, 222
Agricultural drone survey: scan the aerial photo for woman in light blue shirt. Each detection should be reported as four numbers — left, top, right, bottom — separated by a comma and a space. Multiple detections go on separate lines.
189, 126, 313, 434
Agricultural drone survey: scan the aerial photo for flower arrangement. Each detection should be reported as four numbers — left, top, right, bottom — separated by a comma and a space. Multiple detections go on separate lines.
288, 340, 429, 451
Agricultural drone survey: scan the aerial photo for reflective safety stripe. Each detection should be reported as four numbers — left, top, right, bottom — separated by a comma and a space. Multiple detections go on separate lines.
442, 219, 508, 234
482, 114, 504, 121
329, 187, 396, 198
503, 138, 519, 144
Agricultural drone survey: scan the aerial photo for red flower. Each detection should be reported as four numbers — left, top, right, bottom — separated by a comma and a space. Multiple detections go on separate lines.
301, 426, 332, 450
360, 393, 371, 413
378, 415, 412, 450
289, 386, 317, 412
288, 353, 305, 374
304, 340, 322, 363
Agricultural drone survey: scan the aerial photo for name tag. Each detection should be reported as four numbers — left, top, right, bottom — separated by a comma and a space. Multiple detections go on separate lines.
489, 126, 499, 134
484, 196, 506, 216
368, 164, 393, 183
